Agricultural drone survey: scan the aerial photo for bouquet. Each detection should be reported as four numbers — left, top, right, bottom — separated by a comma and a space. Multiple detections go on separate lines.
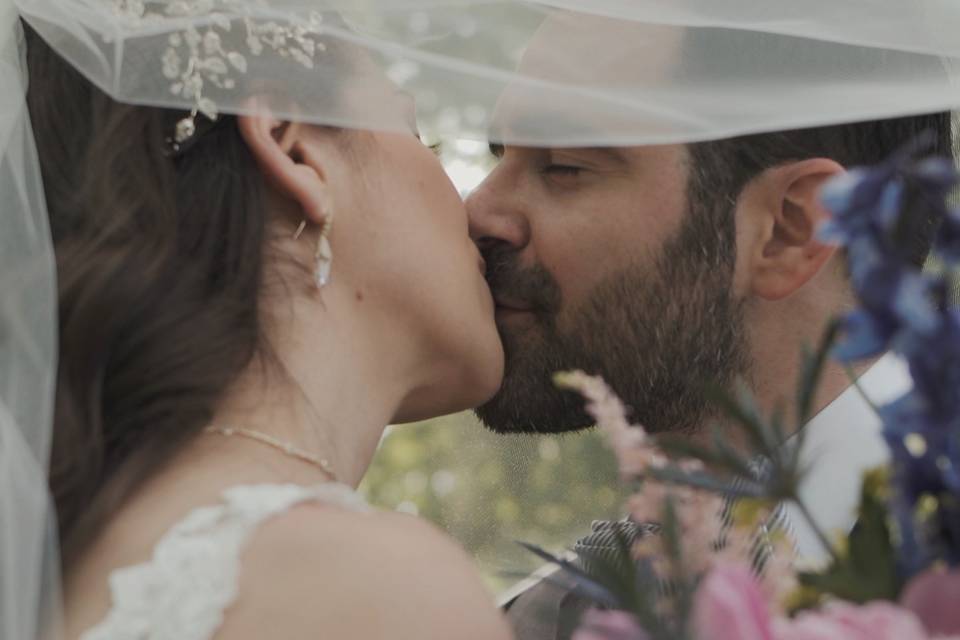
531, 136, 960, 640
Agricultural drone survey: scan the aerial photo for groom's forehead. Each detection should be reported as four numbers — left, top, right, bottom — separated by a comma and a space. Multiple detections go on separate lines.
487, 12, 686, 147
486, 108, 686, 169
522, 12, 685, 81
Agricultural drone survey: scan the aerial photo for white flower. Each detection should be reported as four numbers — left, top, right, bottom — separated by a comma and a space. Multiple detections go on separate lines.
183, 74, 202, 99
227, 52, 247, 73
202, 30, 221, 55
161, 48, 181, 79
197, 97, 218, 120
126, 0, 144, 18
165, 1, 191, 17
290, 48, 312, 68
210, 12, 231, 31
184, 25, 202, 48
202, 56, 227, 75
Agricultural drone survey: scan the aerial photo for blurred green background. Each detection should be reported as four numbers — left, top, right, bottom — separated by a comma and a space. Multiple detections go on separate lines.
359, 412, 630, 595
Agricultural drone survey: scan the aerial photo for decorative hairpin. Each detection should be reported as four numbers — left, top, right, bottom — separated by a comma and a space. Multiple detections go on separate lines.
174, 112, 200, 146
164, 109, 220, 156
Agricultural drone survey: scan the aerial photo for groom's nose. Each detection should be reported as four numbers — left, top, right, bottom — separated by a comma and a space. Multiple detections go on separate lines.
465, 165, 531, 253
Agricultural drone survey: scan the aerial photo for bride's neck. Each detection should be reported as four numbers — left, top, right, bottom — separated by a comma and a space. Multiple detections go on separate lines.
211, 284, 416, 488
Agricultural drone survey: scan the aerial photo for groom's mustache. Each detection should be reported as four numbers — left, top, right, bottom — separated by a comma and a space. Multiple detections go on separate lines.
482, 246, 562, 319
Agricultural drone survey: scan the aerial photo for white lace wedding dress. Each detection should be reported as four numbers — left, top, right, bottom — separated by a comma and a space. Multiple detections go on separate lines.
79, 483, 370, 640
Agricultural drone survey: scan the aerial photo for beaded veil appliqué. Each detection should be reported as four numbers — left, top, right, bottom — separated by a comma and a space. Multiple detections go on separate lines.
106, 0, 327, 134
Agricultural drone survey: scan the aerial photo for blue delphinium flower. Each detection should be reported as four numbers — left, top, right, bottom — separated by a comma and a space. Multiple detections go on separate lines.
819, 166, 902, 259
819, 145, 949, 362
914, 156, 960, 266
819, 135, 960, 576
935, 206, 960, 265
829, 241, 939, 362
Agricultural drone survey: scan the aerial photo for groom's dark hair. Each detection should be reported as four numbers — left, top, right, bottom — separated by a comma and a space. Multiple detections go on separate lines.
679, 28, 955, 268
687, 112, 954, 269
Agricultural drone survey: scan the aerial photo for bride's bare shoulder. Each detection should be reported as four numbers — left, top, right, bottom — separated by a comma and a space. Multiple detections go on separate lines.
216, 502, 513, 640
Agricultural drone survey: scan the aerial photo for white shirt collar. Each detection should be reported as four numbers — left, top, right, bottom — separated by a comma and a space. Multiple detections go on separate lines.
782, 352, 912, 566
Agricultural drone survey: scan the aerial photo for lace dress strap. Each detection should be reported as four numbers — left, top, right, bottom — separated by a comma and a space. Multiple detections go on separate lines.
80, 483, 370, 640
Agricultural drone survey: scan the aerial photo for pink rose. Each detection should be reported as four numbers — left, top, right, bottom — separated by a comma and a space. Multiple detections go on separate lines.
573, 609, 648, 640
774, 601, 929, 640
693, 564, 774, 640
901, 567, 960, 636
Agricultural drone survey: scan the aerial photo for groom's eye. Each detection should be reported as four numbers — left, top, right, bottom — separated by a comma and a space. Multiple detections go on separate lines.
539, 149, 590, 184
542, 164, 583, 177
540, 164, 585, 187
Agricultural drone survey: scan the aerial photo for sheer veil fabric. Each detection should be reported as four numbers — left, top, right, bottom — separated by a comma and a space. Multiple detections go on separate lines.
0, 1, 60, 638
15, 0, 960, 147
4, 1, 960, 637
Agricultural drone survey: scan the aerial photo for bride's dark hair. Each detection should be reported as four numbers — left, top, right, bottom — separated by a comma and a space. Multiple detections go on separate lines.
23, 24, 339, 568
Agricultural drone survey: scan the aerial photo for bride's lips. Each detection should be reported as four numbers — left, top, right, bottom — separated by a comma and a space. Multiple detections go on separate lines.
493, 297, 536, 322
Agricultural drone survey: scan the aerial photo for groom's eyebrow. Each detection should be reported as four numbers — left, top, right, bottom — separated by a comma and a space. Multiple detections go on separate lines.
486, 113, 628, 164
487, 110, 609, 146
562, 146, 629, 165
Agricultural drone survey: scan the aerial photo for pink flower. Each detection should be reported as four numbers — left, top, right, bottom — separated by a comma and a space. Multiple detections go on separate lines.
572, 609, 648, 640
901, 567, 960, 636
692, 564, 959, 640
693, 564, 774, 640
553, 370, 665, 478
773, 601, 930, 640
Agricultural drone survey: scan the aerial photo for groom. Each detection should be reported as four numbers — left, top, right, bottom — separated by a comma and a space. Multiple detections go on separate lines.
466, 11, 953, 640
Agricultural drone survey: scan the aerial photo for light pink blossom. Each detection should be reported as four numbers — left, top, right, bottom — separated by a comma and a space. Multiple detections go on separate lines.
572, 609, 648, 640
901, 567, 960, 636
557, 371, 773, 581
693, 563, 774, 640
755, 533, 799, 607
671, 488, 727, 576
553, 371, 666, 478
692, 565, 956, 640
773, 601, 931, 640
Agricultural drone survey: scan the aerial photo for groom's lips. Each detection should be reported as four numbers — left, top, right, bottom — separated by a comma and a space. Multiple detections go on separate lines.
493, 297, 536, 322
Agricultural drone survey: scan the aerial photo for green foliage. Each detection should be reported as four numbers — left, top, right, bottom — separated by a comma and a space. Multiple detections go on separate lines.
796, 468, 900, 608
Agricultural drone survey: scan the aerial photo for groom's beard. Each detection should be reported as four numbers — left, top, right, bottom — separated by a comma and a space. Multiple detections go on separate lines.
476, 207, 750, 436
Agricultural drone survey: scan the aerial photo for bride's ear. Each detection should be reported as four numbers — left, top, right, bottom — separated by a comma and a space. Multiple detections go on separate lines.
237, 110, 332, 225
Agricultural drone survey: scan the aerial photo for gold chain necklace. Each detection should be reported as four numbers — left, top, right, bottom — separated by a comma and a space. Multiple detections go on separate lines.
204, 425, 338, 482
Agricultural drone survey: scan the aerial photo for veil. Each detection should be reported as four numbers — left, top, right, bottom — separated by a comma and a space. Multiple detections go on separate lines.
16, 0, 960, 147
0, 2, 60, 638
4, 1, 960, 636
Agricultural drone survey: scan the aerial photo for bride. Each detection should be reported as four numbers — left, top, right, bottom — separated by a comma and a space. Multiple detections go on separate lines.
18, 13, 512, 640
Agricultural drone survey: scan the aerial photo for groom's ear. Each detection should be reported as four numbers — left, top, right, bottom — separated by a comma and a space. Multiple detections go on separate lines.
237, 107, 333, 226
736, 158, 845, 301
